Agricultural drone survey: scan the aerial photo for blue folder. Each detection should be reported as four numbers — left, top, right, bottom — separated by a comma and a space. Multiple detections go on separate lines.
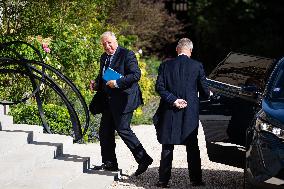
103, 68, 123, 82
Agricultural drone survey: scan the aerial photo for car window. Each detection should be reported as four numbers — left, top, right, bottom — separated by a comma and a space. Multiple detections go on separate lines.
209, 52, 274, 91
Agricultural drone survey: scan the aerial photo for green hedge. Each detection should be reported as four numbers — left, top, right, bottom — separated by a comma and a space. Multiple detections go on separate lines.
9, 103, 72, 134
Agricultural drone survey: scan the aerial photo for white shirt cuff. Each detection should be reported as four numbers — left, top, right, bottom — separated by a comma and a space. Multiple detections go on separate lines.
114, 80, 119, 88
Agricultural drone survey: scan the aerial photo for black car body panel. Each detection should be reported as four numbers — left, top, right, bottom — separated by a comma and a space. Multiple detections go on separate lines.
200, 52, 274, 146
200, 52, 284, 188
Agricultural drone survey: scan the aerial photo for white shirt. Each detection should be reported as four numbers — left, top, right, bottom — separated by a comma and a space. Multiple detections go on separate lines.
103, 50, 119, 88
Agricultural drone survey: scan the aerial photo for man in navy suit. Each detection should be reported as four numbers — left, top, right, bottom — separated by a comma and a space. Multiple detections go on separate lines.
92, 31, 153, 176
154, 38, 210, 187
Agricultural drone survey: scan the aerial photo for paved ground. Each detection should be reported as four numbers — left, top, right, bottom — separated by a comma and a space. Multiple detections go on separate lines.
107, 123, 244, 189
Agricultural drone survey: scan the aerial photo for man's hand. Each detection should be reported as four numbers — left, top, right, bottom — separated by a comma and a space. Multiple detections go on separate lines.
106, 80, 116, 88
173, 99, 187, 109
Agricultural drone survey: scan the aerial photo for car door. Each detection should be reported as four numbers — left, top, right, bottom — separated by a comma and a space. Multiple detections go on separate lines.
200, 52, 274, 167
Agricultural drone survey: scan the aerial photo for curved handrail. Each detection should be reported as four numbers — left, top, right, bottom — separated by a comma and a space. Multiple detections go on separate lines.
0, 41, 91, 142
0, 41, 46, 105
0, 57, 43, 105
0, 41, 45, 62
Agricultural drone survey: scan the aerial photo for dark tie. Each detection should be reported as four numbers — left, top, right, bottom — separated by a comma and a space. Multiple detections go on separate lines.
105, 55, 111, 71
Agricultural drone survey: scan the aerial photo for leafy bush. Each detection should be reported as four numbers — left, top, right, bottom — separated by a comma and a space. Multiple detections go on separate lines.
9, 103, 72, 134
108, 0, 184, 57
132, 96, 160, 125
84, 114, 101, 142
132, 53, 158, 124
144, 56, 161, 77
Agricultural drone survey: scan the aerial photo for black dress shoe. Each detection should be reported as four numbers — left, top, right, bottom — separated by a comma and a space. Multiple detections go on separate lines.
191, 180, 205, 187
134, 157, 153, 176
93, 162, 118, 171
155, 181, 169, 188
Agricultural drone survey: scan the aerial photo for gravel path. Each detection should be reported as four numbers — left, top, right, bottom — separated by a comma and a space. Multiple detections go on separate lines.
109, 122, 244, 189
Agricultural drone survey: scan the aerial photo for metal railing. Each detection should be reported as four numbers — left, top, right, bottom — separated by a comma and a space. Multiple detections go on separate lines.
0, 41, 90, 142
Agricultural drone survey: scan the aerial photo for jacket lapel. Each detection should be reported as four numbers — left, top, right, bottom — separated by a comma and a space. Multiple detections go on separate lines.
101, 53, 108, 69
110, 46, 121, 69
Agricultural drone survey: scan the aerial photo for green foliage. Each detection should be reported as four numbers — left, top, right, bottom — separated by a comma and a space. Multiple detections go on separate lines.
132, 53, 157, 124
9, 103, 72, 135
137, 53, 156, 103
118, 35, 138, 50
108, 0, 184, 57
1, 0, 160, 141
144, 56, 161, 77
132, 96, 160, 125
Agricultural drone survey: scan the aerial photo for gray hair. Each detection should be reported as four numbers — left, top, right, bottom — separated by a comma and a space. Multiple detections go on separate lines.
176, 38, 193, 50
101, 31, 117, 41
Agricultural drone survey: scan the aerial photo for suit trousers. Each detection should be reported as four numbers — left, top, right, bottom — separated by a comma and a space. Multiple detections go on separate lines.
99, 104, 147, 166
158, 127, 202, 183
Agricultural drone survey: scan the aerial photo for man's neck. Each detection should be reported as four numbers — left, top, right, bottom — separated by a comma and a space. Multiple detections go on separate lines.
178, 53, 187, 56
177, 49, 191, 57
178, 53, 191, 57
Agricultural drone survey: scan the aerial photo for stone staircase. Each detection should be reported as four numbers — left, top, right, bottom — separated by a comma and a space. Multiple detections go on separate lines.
0, 105, 118, 189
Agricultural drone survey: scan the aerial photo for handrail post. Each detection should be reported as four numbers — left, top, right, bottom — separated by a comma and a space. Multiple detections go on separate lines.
0, 103, 9, 115
4, 104, 9, 115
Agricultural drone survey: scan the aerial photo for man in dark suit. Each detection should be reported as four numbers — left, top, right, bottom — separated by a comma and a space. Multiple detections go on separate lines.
91, 31, 153, 176
154, 38, 210, 187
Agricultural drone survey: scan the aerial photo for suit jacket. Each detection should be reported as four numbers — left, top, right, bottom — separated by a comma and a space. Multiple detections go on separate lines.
154, 55, 209, 144
95, 46, 143, 114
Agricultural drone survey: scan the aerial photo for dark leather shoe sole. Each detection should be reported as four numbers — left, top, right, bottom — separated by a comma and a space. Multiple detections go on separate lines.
92, 164, 118, 171
104, 166, 119, 171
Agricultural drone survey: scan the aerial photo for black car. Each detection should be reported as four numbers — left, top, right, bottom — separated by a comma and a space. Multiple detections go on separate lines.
200, 52, 284, 188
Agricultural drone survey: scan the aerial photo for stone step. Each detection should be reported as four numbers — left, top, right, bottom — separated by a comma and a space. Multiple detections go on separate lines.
1, 124, 43, 134
62, 144, 121, 189
65, 143, 102, 167
0, 124, 72, 155
64, 169, 119, 189
0, 132, 118, 189
0, 117, 117, 188
1, 158, 118, 189
0, 142, 63, 185
34, 133, 73, 153
0, 115, 13, 129
1, 122, 72, 153
2, 156, 89, 189
0, 131, 33, 156
12, 124, 43, 132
